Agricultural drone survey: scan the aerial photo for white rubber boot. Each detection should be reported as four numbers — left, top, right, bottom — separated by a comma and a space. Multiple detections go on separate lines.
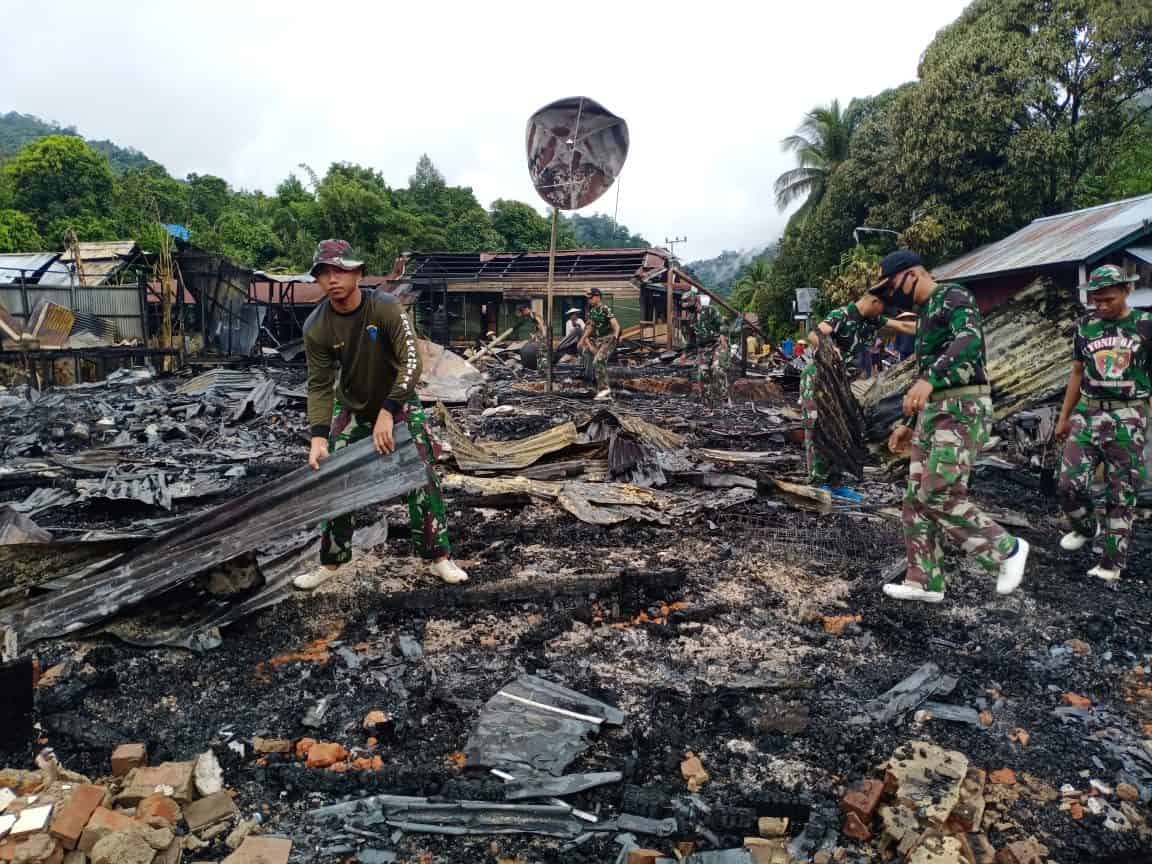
429, 558, 469, 584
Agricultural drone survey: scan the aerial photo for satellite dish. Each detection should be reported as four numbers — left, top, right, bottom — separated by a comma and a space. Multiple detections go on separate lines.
526, 97, 629, 211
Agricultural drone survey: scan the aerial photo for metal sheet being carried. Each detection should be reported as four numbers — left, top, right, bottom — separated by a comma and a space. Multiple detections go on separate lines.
1, 428, 428, 647
526, 97, 629, 210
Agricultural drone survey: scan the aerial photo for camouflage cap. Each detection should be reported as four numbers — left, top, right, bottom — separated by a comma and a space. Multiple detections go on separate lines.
1086, 264, 1138, 292
310, 239, 365, 276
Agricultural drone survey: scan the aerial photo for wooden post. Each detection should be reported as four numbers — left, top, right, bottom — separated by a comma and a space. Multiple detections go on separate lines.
666, 262, 675, 349
545, 207, 559, 393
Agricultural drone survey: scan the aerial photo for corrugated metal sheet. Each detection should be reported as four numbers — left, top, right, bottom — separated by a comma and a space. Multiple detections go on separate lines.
0, 253, 58, 283
936, 194, 1152, 281
1127, 246, 1152, 265
74, 286, 142, 319
39, 241, 139, 287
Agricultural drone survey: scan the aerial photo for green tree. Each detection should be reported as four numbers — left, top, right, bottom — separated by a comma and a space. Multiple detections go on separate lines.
774, 100, 860, 222
564, 212, 648, 248
0, 209, 43, 253
489, 199, 577, 251
729, 258, 772, 312
213, 210, 283, 268
114, 165, 188, 237
186, 174, 231, 224
1, 135, 116, 231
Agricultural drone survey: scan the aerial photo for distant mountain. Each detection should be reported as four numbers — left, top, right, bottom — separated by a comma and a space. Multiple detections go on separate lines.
686, 245, 776, 295
563, 212, 648, 249
0, 111, 160, 173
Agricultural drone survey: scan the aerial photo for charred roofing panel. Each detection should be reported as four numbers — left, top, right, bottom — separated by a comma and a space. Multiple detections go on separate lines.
935, 194, 1152, 282
38, 241, 141, 287
404, 249, 661, 283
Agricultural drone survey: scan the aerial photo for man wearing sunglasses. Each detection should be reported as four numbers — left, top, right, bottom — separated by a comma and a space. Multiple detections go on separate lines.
871, 251, 1028, 603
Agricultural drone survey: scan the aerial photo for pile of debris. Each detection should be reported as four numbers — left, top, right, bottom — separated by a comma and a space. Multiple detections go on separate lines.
0, 745, 288, 864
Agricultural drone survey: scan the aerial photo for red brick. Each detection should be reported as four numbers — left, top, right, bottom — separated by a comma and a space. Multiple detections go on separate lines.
135, 794, 181, 826
10, 834, 61, 864
49, 785, 106, 850
110, 744, 146, 777
841, 779, 885, 821
78, 808, 136, 854
842, 812, 871, 842
222, 837, 292, 864
988, 769, 1016, 786
626, 852, 663, 864
119, 762, 195, 804
183, 792, 238, 832
304, 743, 347, 769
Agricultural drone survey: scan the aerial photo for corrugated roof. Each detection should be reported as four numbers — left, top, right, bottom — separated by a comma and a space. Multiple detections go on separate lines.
935, 194, 1152, 281
1127, 246, 1152, 265
404, 248, 664, 283
38, 241, 140, 287
0, 253, 59, 283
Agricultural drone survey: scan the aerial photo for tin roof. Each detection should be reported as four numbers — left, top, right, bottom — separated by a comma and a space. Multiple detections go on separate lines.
935, 194, 1152, 282
0, 253, 59, 284
403, 248, 675, 283
39, 241, 140, 287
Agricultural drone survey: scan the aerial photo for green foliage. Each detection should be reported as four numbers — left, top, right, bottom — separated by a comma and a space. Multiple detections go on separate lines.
489, 199, 577, 251
2, 135, 116, 233
820, 246, 880, 309
687, 247, 777, 297
563, 213, 648, 248
0, 112, 160, 173
0, 209, 43, 253
775, 99, 861, 221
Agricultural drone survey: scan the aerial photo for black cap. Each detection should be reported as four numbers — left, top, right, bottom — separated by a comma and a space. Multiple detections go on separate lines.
586, 288, 602, 297
869, 250, 924, 294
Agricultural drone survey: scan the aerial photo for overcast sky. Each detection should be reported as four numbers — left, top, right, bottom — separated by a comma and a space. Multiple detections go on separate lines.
1, 0, 970, 260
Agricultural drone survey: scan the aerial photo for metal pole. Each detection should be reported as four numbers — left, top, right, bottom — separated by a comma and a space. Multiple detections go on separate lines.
545, 207, 559, 393
666, 263, 675, 350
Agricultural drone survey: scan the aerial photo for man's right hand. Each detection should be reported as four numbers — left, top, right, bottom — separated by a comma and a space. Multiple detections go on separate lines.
888, 424, 914, 454
308, 437, 330, 470
1055, 417, 1071, 441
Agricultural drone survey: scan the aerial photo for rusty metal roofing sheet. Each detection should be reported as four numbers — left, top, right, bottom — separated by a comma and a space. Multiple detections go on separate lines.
38, 241, 139, 287
935, 194, 1152, 281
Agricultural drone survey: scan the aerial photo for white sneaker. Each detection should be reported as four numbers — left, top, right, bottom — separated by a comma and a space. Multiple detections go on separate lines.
429, 558, 469, 584
1088, 565, 1121, 582
293, 564, 342, 591
996, 538, 1029, 595
594, 389, 612, 401
1060, 530, 1096, 551
883, 581, 945, 603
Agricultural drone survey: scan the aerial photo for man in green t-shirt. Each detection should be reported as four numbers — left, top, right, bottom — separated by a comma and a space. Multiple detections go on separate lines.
577, 288, 620, 400
297, 239, 468, 589
873, 251, 1028, 604
1055, 264, 1152, 581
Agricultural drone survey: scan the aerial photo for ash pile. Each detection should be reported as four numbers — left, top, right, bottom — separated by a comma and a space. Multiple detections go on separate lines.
0, 314, 1150, 864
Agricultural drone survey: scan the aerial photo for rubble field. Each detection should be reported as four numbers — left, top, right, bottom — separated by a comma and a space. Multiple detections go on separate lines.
0, 352, 1150, 864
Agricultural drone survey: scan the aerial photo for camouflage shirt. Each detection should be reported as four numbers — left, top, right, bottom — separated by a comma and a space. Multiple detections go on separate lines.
587, 304, 617, 338
822, 303, 889, 365
1073, 310, 1152, 401
915, 283, 989, 390
693, 305, 726, 347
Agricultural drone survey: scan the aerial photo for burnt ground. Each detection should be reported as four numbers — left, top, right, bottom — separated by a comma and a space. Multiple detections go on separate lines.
3, 362, 1152, 864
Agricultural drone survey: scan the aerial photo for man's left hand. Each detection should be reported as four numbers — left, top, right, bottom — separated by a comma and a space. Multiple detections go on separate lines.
373, 411, 395, 454
903, 379, 934, 416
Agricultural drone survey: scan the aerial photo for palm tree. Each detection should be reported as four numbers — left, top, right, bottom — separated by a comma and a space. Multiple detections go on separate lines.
774, 100, 858, 221
730, 258, 772, 312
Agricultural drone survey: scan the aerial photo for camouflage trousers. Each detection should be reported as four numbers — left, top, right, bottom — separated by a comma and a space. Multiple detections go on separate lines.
319, 396, 452, 566
696, 337, 730, 407
800, 361, 835, 485
531, 335, 551, 374
583, 335, 616, 391
1058, 403, 1148, 570
903, 396, 1017, 591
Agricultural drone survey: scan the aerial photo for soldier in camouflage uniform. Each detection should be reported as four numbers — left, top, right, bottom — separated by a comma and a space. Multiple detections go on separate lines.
578, 287, 620, 400
298, 240, 468, 589
686, 291, 731, 407
873, 251, 1028, 603
516, 302, 550, 373
801, 294, 913, 499
1055, 264, 1152, 581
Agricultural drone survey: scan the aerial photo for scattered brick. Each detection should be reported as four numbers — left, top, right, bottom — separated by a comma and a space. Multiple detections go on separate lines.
78, 808, 137, 854
305, 743, 348, 770
110, 744, 146, 777
680, 754, 710, 792
842, 812, 871, 841
119, 762, 195, 804
1066, 639, 1092, 656
221, 836, 292, 864
988, 769, 1016, 786
1117, 783, 1139, 802
90, 831, 153, 864
841, 778, 884, 822
11, 833, 62, 864
1010, 729, 1030, 747
821, 615, 861, 636
252, 739, 292, 755
625, 851, 662, 864
1062, 692, 1091, 709
995, 840, 1046, 864
135, 794, 181, 826
1069, 802, 1085, 820
294, 739, 317, 759
757, 816, 788, 837
49, 785, 106, 849
183, 792, 238, 833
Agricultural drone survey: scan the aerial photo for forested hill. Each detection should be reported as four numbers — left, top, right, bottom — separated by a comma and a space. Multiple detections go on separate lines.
686, 246, 776, 295
0, 112, 159, 173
